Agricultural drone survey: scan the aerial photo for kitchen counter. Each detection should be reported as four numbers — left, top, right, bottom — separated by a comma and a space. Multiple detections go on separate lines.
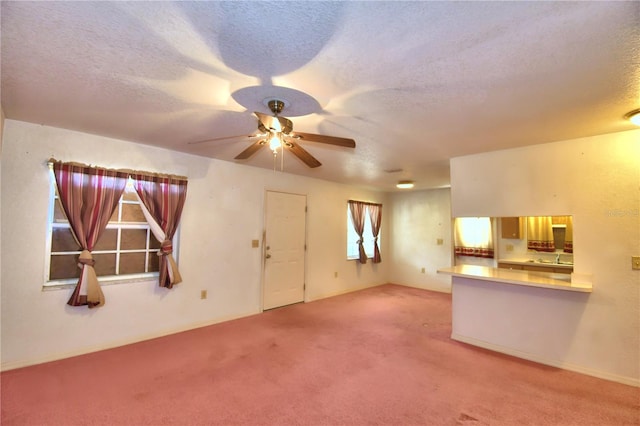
442, 264, 593, 378
437, 264, 591, 293
498, 258, 574, 270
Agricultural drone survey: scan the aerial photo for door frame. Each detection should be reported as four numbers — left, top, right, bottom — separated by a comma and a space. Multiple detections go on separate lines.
261, 189, 308, 311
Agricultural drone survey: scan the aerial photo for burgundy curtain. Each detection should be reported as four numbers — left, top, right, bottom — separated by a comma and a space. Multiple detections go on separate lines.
348, 200, 367, 264
52, 161, 128, 308
368, 203, 382, 263
133, 174, 188, 289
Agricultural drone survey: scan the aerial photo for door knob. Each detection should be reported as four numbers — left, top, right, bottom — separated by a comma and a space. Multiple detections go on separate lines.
265, 254, 271, 259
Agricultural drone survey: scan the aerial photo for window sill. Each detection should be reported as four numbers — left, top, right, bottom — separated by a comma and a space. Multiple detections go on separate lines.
43, 274, 158, 291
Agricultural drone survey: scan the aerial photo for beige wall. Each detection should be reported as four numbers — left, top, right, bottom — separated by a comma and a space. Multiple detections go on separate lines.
0, 120, 389, 369
388, 188, 453, 292
449, 129, 640, 386
3, 117, 637, 386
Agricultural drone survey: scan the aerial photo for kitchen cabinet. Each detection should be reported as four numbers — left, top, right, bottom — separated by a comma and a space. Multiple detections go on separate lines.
501, 217, 521, 239
498, 262, 523, 270
498, 261, 572, 274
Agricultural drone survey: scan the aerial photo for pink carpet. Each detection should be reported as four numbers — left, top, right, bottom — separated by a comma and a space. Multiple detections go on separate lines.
1, 284, 638, 425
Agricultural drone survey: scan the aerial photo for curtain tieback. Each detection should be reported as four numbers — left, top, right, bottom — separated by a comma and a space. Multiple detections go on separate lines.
158, 240, 173, 256
77, 250, 95, 267
356, 239, 363, 244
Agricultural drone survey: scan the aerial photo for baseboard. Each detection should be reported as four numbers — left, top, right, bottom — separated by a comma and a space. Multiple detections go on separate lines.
305, 282, 387, 302
306, 282, 450, 303
1, 309, 259, 372
392, 282, 452, 294
451, 333, 640, 388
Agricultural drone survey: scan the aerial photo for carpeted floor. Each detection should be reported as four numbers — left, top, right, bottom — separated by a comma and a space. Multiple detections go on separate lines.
1, 284, 639, 425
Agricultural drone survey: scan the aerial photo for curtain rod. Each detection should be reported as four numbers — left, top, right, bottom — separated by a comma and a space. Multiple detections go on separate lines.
348, 199, 383, 207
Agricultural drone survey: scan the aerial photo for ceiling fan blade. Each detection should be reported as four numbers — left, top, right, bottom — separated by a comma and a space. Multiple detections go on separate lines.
187, 134, 254, 145
290, 132, 356, 148
234, 140, 266, 160
286, 142, 322, 168
254, 112, 293, 133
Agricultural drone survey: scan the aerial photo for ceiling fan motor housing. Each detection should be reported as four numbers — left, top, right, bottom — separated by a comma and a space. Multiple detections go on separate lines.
267, 99, 286, 115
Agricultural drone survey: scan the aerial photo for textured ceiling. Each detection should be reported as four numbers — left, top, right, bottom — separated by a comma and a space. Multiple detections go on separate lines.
2, 1, 639, 191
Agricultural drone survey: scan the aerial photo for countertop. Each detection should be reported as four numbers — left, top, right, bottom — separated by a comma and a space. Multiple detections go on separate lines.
437, 265, 592, 293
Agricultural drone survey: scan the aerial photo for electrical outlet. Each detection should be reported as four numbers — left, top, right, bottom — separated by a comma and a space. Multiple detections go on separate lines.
632, 256, 640, 270
436, 238, 444, 245
506, 244, 514, 252
251, 239, 259, 248
421, 267, 426, 273
200, 290, 207, 299
334, 271, 338, 278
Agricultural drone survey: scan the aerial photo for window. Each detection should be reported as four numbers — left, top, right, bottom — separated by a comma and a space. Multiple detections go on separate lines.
526, 215, 573, 253
453, 217, 494, 258
346, 203, 382, 261
45, 173, 169, 286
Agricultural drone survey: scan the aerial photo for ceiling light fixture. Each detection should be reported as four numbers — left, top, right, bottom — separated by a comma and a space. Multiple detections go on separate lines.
268, 132, 282, 153
396, 180, 415, 189
267, 132, 285, 172
624, 108, 640, 126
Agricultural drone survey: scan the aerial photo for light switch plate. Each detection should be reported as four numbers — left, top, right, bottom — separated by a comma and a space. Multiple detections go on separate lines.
252, 239, 259, 248
632, 256, 640, 270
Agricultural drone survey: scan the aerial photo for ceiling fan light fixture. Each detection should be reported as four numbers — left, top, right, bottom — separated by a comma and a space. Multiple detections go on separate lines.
396, 180, 415, 189
624, 108, 640, 126
268, 133, 282, 152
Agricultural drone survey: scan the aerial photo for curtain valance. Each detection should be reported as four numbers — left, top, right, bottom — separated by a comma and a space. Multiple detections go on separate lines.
347, 200, 382, 208
48, 158, 188, 182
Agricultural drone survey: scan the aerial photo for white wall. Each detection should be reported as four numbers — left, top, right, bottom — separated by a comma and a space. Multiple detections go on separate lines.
388, 188, 453, 292
449, 129, 640, 385
0, 120, 389, 369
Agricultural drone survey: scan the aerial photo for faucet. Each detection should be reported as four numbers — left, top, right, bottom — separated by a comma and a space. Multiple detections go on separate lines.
555, 253, 560, 264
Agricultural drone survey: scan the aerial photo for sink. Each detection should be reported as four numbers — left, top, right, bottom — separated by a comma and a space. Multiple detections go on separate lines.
535, 259, 573, 266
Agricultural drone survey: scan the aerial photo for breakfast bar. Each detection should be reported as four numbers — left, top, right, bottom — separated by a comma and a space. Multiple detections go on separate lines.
437, 264, 592, 370
437, 264, 592, 293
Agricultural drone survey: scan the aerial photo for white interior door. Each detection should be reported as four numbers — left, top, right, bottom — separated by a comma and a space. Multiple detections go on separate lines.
263, 191, 307, 310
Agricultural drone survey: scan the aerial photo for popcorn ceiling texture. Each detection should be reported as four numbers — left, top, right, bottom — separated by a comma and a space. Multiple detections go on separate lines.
1, 1, 638, 190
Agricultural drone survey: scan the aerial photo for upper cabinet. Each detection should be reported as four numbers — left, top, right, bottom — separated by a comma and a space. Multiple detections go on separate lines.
501, 217, 521, 239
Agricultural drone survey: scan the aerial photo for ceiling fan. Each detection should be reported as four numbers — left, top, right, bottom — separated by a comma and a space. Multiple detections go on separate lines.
192, 98, 356, 168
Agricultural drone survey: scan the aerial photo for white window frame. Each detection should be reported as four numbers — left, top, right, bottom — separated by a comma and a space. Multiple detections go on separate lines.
44, 172, 179, 288
346, 206, 379, 260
